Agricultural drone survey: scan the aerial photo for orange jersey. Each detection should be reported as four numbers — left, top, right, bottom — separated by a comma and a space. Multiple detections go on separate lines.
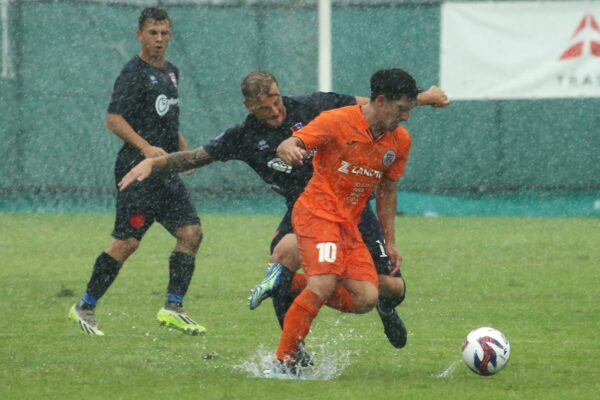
294, 105, 411, 224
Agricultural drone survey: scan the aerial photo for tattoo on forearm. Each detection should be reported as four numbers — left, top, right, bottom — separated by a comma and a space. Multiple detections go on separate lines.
165, 147, 212, 172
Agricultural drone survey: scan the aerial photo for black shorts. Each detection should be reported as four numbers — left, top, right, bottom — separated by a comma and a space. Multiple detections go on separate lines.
271, 202, 400, 277
112, 173, 200, 241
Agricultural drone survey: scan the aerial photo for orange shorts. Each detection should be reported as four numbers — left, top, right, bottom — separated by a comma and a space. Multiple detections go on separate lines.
292, 204, 378, 287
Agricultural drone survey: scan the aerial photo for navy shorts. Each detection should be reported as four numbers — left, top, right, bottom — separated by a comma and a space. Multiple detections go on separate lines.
112, 173, 200, 241
271, 202, 399, 277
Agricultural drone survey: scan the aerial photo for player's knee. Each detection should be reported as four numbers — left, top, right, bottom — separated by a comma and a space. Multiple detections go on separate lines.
189, 225, 203, 247
107, 237, 140, 261
307, 277, 337, 300
352, 286, 379, 314
378, 275, 405, 299
270, 247, 300, 270
177, 225, 203, 251
364, 289, 380, 311
270, 234, 300, 270
123, 237, 140, 251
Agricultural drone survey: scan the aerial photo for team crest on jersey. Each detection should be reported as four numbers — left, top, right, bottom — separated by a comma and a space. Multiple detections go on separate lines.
149, 75, 158, 85
291, 122, 304, 132
168, 72, 178, 88
257, 140, 269, 150
382, 150, 396, 167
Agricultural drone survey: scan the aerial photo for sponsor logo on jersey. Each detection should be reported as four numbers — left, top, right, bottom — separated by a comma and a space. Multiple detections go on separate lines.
267, 157, 292, 173
257, 139, 270, 150
291, 122, 304, 132
337, 160, 383, 179
149, 75, 158, 85
155, 94, 179, 117
168, 72, 178, 88
382, 150, 396, 167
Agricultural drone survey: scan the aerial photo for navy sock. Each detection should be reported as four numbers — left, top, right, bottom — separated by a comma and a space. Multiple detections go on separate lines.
166, 294, 183, 308
274, 264, 294, 296
166, 251, 196, 305
272, 266, 297, 329
83, 252, 122, 307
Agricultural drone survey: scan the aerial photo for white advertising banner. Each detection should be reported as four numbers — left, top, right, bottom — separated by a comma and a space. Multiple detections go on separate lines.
440, 1, 600, 99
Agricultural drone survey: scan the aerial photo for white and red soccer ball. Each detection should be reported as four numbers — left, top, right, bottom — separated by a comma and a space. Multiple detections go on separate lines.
461, 327, 510, 375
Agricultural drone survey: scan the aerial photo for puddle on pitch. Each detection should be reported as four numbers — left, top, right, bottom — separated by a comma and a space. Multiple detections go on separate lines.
235, 344, 352, 381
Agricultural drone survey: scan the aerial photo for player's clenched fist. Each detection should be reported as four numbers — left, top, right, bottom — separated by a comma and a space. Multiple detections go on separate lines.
276, 136, 307, 166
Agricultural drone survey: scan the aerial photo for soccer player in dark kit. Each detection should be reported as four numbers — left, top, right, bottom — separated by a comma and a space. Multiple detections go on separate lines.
118, 71, 448, 348
68, 7, 206, 336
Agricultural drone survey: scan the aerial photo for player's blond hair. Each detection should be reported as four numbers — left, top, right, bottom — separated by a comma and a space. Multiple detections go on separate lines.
241, 70, 279, 100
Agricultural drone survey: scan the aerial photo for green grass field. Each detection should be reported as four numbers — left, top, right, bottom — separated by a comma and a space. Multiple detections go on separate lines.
1, 213, 599, 399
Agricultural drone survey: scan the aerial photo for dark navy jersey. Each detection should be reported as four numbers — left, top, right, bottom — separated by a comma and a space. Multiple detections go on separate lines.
204, 92, 356, 204
108, 56, 180, 179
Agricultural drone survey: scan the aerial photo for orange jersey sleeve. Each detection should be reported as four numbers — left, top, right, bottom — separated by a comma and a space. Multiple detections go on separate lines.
293, 105, 411, 223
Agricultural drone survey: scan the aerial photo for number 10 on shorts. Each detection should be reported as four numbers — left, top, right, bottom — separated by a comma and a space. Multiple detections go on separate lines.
316, 242, 337, 262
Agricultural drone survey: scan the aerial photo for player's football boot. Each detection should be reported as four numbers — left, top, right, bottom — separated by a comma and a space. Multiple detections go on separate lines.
376, 305, 407, 348
68, 303, 105, 336
157, 306, 207, 335
247, 263, 283, 310
295, 342, 314, 368
262, 357, 306, 380
263, 343, 314, 379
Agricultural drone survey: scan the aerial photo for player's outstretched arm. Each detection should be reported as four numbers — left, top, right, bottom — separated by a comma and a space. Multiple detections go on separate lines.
417, 85, 450, 108
118, 146, 215, 191
277, 136, 307, 166
356, 88, 449, 108
118, 158, 160, 191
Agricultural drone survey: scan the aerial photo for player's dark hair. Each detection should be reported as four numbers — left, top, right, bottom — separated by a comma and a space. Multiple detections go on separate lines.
370, 68, 419, 101
138, 7, 170, 31
241, 70, 279, 100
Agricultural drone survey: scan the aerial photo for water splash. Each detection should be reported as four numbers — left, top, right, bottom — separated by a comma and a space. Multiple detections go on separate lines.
235, 344, 352, 381
436, 359, 461, 378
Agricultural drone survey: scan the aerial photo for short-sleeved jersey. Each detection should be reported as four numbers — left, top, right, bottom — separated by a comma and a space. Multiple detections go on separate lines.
294, 105, 411, 224
108, 56, 181, 179
203, 93, 355, 205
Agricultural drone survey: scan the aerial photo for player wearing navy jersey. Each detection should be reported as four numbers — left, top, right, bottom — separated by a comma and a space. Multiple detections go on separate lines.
119, 71, 449, 348
68, 8, 206, 336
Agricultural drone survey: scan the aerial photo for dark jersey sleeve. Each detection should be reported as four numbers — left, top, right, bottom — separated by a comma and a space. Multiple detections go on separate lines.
203, 125, 245, 161
294, 92, 356, 113
107, 68, 138, 116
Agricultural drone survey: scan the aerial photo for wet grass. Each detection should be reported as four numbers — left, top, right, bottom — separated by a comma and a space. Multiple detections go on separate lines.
1, 213, 599, 399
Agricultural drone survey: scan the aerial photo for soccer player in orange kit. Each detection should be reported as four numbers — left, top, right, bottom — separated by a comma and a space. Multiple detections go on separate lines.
270, 68, 418, 377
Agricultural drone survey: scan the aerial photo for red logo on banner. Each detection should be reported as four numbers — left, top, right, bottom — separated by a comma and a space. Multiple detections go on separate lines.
559, 13, 600, 60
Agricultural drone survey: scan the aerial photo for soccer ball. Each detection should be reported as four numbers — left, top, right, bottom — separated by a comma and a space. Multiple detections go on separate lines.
461, 327, 510, 375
